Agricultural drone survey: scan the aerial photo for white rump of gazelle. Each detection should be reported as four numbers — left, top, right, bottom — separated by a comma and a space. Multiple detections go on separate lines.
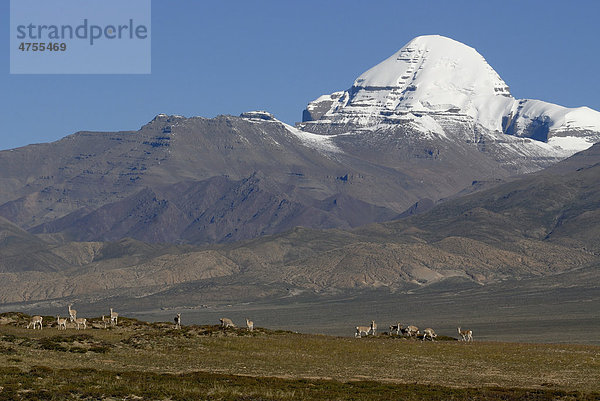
458, 327, 473, 342
27, 315, 43, 330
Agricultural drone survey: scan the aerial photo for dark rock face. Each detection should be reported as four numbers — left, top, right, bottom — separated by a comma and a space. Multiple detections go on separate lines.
503, 112, 551, 142
301, 92, 345, 122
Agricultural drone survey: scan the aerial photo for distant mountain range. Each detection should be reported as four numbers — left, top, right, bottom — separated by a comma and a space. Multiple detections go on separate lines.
1, 35, 599, 309
1, 141, 598, 306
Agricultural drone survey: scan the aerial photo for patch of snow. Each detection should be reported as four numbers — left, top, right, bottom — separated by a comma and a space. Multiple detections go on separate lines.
547, 135, 595, 152
281, 123, 343, 153
409, 114, 446, 138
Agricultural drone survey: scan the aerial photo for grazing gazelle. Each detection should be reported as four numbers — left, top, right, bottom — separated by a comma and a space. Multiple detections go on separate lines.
389, 323, 402, 336
458, 327, 473, 342
174, 313, 181, 329
74, 317, 87, 330
56, 315, 67, 330
405, 325, 420, 337
220, 317, 235, 328
246, 318, 254, 332
27, 315, 43, 330
109, 308, 118, 326
423, 328, 437, 341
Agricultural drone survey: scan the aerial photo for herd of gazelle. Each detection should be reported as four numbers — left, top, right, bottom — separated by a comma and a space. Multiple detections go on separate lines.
356, 321, 474, 341
218, 317, 254, 331
26, 305, 119, 330
26, 309, 472, 341
26, 308, 255, 332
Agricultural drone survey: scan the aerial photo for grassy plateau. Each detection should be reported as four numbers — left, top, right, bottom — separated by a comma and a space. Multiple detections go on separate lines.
0, 312, 598, 400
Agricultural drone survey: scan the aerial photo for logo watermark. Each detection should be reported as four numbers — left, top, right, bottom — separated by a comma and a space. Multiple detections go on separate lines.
10, 0, 151, 74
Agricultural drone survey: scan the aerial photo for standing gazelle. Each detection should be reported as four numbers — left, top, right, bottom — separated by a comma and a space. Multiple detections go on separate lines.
110, 308, 118, 326
56, 315, 67, 330
27, 315, 43, 330
389, 323, 402, 336
68, 304, 77, 322
355, 320, 377, 338
74, 317, 87, 330
246, 318, 254, 332
174, 313, 181, 329
458, 327, 473, 342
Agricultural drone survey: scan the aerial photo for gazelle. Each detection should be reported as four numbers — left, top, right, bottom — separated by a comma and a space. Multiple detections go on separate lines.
355, 320, 377, 338
101, 315, 108, 329
109, 308, 118, 326
405, 325, 420, 337
423, 328, 437, 341
246, 318, 254, 332
174, 313, 181, 329
355, 325, 371, 338
68, 304, 77, 322
220, 317, 235, 328
74, 317, 87, 330
389, 323, 402, 336
56, 315, 67, 330
458, 327, 473, 342
27, 315, 43, 330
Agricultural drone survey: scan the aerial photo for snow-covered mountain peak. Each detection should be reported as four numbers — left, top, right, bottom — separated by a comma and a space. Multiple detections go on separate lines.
301, 35, 516, 131
354, 35, 511, 100
300, 35, 600, 156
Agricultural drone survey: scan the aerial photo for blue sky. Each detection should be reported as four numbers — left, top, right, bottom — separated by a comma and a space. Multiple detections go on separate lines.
1, 0, 599, 150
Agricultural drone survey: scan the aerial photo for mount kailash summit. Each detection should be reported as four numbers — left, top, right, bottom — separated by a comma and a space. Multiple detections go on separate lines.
300, 35, 600, 166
